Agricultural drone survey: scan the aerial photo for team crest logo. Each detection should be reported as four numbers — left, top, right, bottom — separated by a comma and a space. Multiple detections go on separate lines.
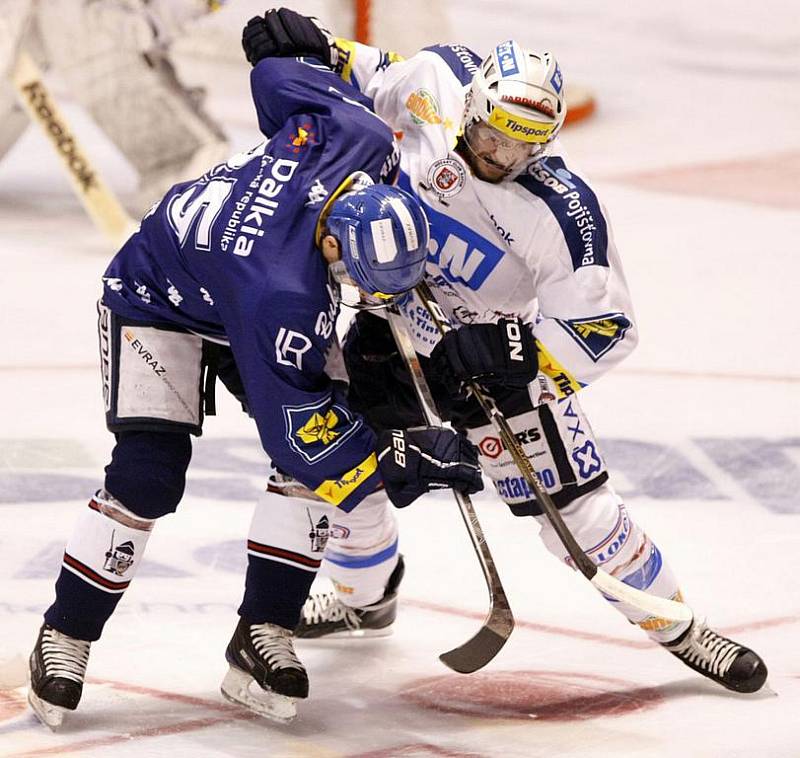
284, 397, 362, 464
556, 314, 632, 362
427, 158, 466, 199
287, 123, 316, 153
307, 512, 330, 552
296, 410, 340, 445
104, 532, 135, 576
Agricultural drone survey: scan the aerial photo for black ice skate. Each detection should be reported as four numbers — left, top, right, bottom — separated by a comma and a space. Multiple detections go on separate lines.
295, 555, 405, 639
221, 618, 308, 722
28, 623, 91, 730
662, 619, 768, 693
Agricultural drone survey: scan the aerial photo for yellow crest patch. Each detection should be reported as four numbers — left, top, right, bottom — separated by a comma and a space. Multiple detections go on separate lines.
296, 410, 340, 445
574, 320, 620, 339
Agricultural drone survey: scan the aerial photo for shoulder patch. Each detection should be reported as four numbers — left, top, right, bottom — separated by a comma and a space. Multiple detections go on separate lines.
516, 157, 609, 271
422, 44, 481, 86
555, 313, 633, 362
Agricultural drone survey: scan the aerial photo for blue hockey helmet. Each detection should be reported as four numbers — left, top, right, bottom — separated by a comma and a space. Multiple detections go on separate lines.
324, 182, 430, 297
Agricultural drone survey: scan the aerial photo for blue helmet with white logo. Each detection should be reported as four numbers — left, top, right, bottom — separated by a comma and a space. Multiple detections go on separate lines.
325, 184, 430, 297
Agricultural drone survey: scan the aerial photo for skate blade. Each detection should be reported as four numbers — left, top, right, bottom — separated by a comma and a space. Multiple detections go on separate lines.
27, 688, 66, 731
220, 666, 297, 723
301, 626, 395, 641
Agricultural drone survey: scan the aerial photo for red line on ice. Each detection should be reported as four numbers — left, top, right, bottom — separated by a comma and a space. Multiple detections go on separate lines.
404, 598, 800, 650
7, 680, 258, 757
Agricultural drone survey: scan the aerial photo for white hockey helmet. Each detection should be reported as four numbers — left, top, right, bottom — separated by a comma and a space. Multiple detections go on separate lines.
463, 41, 567, 175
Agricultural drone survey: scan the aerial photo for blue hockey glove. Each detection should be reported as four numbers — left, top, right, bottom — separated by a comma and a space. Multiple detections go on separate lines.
377, 428, 484, 508
242, 8, 337, 68
429, 319, 538, 395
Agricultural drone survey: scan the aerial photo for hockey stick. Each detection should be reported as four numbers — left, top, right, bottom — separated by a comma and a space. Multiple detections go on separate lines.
414, 281, 693, 623
386, 305, 514, 673
11, 49, 137, 247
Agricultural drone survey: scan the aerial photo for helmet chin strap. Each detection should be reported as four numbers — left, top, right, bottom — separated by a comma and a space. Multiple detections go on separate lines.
328, 261, 405, 311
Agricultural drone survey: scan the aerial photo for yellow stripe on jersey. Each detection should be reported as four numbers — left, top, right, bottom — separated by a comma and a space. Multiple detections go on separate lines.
334, 38, 357, 85
334, 39, 404, 87
314, 453, 378, 506
535, 340, 583, 398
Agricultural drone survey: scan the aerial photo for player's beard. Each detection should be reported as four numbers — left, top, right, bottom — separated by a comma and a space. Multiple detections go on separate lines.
455, 137, 514, 183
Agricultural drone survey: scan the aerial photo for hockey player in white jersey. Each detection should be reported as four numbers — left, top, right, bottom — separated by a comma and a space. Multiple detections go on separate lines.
241, 8, 768, 694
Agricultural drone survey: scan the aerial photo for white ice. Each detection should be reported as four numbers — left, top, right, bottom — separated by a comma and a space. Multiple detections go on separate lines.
1, 2, 798, 756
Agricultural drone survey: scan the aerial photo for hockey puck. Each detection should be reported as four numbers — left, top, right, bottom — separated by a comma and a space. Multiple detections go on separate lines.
401, 670, 662, 721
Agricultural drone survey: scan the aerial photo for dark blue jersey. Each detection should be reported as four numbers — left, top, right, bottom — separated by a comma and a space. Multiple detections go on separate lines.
101, 57, 398, 511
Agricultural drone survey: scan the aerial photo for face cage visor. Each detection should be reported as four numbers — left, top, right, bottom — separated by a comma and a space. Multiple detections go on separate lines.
463, 119, 548, 175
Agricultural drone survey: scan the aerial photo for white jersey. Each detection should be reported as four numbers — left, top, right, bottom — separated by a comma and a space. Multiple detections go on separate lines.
336, 40, 637, 398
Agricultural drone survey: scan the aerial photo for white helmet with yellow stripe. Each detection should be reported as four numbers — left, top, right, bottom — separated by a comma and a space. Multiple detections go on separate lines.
463, 40, 566, 178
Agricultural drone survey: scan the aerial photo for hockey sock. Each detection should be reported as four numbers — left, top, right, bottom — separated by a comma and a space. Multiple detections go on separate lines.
239, 487, 330, 629
44, 490, 155, 641
536, 484, 691, 643
320, 491, 400, 609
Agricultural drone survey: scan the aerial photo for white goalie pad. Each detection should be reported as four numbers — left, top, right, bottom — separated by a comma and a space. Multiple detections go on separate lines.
34, 0, 228, 206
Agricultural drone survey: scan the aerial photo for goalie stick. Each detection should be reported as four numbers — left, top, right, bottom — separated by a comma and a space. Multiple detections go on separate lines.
414, 281, 693, 623
386, 305, 514, 673
11, 49, 137, 247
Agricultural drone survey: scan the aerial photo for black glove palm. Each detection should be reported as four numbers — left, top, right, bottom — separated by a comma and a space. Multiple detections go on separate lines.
377, 428, 483, 508
429, 319, 538, 396
242, 8, 336, 68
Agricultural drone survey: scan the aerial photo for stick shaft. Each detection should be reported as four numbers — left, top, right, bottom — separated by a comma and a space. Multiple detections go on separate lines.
415, 282, 692, 622
386, 307, 513, 642
11, 49, 136, 246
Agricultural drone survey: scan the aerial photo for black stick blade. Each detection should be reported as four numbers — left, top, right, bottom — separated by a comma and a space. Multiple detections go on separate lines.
439, 625, 511, 674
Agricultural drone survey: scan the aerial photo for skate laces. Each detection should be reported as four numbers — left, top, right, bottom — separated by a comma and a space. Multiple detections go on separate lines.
666, 621, 741, 677
302, 592, 362, 630
249, 623, 304, 671
40, 627, 90, 683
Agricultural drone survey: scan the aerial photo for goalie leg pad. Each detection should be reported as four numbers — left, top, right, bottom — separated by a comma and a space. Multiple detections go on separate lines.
35, 0, 228, 206
44, 491, 155, 641
536, 482, 690, 643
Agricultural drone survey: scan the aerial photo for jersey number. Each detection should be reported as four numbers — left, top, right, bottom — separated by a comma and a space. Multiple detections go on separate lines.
167, 177, 236, 251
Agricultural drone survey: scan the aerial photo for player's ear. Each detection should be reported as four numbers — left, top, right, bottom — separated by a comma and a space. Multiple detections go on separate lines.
320, 233, 341, 264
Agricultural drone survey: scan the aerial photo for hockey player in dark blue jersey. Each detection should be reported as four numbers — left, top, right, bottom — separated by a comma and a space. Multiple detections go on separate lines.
27, 54, 484, 728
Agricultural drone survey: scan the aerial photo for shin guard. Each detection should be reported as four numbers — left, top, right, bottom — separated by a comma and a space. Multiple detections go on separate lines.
536, 483, 690, 642
320, 491, 399, 609
44, 490, 155, 641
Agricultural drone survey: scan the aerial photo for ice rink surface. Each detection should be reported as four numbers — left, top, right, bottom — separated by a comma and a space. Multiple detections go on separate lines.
1, 2, 798, 756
